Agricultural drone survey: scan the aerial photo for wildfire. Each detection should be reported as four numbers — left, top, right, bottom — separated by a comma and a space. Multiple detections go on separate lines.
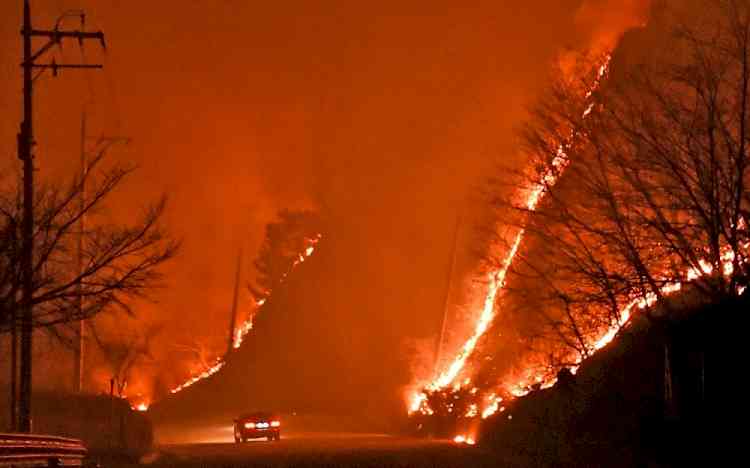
410, 57, 612, 417
168, 234, 322, 397
233, 234, 322, 349
169, 359, 225, 394
133, 402, 149, 412
411, 45, 750, 441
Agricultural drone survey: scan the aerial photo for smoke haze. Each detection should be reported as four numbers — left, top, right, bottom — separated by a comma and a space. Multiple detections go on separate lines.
0, 0, 649, 426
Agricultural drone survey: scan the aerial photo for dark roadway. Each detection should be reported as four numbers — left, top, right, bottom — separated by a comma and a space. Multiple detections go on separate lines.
113, 434, 507, 468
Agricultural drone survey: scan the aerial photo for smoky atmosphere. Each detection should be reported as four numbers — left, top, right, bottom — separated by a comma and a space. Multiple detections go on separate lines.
1, 1, 745, 467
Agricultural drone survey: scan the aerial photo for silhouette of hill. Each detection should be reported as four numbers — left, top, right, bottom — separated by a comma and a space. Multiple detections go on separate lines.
480, 291, 748, 466
149, 240, 407, 435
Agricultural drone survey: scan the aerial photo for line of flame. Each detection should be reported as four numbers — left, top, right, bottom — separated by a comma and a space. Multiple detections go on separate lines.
482, 241, 747, 418
233, 234, 322, 349
410, 58, 612, 415
168, 234, 322, 396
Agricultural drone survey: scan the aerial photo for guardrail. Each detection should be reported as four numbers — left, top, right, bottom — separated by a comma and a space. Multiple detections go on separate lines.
0, 433, 88, 467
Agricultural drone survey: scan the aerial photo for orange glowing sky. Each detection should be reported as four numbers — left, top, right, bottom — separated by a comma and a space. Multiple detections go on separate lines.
0, 0, 649, 417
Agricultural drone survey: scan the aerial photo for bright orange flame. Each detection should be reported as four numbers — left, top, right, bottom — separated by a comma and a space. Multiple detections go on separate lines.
233, 234, 322, 349
169, 359, 225, 394
410, 58, 612, 417
481, 394, 502, 419
453, 435, 476, 445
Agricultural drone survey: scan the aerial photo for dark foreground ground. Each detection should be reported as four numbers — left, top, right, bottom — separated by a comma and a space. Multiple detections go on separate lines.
100, 434, 507, 468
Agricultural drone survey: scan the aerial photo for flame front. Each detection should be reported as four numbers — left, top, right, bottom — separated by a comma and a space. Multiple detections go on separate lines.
168, 234, 322, 396
233, 234, 322, 349
411, 46, 749, 440
169, 359, 226, 394
410, 58, 612, 416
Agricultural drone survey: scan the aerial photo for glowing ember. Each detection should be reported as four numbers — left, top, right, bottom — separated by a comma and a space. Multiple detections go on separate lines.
134, 403, 149, 412
481, 394, 502, 419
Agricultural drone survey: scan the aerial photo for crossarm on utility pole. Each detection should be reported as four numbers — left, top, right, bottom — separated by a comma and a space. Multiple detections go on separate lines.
23, 30, 105, 64
28, 29, 104, 42
32, 63, 102, 77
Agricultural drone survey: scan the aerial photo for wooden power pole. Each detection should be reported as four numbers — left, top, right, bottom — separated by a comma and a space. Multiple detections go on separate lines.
73, 111, 87, 394
227, 250, 243, 355
17, 0, 105, 432
434, 212, 462, 376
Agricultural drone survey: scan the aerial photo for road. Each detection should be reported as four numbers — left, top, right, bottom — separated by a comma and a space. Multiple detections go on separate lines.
119, 433, 505, 468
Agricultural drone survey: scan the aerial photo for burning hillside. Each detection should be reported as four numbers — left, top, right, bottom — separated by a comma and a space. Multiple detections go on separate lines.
166, 234, 322, 399
410, 0, 750, 444
409, 54, 613, 423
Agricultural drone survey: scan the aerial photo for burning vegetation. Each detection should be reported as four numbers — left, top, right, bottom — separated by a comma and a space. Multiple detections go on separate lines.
408, 55, 613, 430
410, 0, 750, 443
167, 210, 323, 399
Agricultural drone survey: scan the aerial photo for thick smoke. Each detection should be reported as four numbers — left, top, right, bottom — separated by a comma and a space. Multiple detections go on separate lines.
0, 0, 650, 427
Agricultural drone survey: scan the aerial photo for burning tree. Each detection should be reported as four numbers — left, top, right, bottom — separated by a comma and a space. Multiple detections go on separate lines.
497, 0, 750, 374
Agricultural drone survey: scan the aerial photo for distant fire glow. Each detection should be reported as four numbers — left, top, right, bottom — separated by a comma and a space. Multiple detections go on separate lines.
233, 234, 322, 349
168, 234, 322, 397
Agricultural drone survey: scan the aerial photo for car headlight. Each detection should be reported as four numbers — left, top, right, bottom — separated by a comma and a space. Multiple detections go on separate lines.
244, 422, 255, 429
271, 421, 281, 427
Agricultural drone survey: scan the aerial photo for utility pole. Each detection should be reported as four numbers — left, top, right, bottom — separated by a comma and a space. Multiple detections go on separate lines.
434, 211, 462, 377
73, 111, 87, 393
17, 0, 105, 432
8, 169, 23, 431
72, 113, 128, 394
227, 250, 243, 355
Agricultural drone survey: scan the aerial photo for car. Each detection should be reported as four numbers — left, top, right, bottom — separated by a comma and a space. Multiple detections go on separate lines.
233, 412, 282, 442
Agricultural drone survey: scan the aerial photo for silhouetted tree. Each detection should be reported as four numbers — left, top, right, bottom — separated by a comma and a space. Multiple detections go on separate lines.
249, 209, 321, 301
0, 152, 179, 332
89, 322, 161, 398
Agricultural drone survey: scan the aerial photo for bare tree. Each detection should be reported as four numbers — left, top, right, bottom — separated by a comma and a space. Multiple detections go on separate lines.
0, 152, 179, 334
174, 335, 223, 375
494, 0, 750, 374
88, 322, 161, 398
